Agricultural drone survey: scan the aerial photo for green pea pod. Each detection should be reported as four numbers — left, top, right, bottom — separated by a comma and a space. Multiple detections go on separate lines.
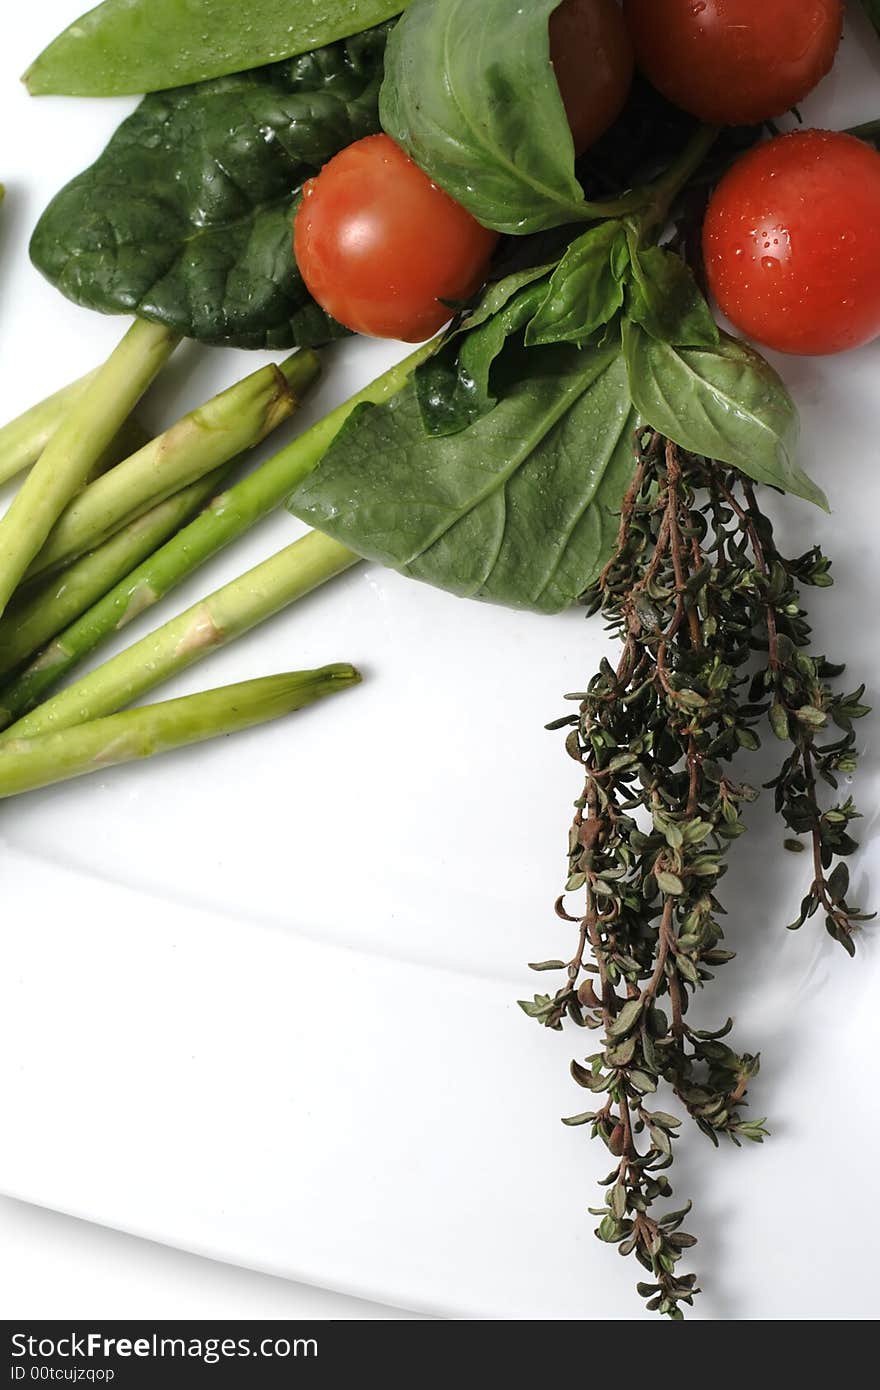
24, 0, 409, 96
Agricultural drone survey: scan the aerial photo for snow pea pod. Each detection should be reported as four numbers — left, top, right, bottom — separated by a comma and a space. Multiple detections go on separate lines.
25, 0, 409, 96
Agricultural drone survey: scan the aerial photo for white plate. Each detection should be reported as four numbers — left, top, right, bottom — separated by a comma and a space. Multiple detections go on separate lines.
1, 3, 879, 1321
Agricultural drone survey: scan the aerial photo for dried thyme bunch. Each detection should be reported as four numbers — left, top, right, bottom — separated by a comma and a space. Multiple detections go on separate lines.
521, 432, 873, 1319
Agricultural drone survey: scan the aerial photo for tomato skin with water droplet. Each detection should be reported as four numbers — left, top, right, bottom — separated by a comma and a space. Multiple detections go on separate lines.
703, 130, 880, 356
622, 0, 843, 126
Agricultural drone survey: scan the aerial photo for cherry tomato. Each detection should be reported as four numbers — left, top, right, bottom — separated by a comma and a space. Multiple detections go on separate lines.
549, 0, 634, 155
294, 134, 499, 342
622, 0, 843, 126
703, 130, 880, 356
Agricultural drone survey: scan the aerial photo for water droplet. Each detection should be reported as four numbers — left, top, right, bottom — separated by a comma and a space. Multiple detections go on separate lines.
761, 257, 778, 271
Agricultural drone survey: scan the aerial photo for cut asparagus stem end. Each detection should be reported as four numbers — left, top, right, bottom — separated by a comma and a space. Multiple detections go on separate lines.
0, 319, 179, 620
26, 348, 320, 581
0, 665, 361, 799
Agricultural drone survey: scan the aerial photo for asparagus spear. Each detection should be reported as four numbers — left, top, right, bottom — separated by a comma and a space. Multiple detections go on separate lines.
0, 372, 96, 485
0, 666, 360, 798
0, 341, 433, 726
0, 318, 178, 617
0, 532, 359, 737
0, 383, 150, 489
0, 465, 232, 682
26, 350, 320, 580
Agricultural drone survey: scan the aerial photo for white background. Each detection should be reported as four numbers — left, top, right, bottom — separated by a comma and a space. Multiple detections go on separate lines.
2, 4, 880, 1323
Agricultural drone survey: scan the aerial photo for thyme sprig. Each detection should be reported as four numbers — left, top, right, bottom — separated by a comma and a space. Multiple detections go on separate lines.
522, 433, 873, 1318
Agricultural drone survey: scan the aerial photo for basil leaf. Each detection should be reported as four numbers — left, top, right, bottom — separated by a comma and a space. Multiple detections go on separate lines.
380, 0, 587, 234
622, 322, 827, 510
457, 264, 558, 335
417, 277, 552, 436
526, 222, 627, 347
25, 0, 408, 97
626, 245, 719, 348
290, 342, 639, 613
30, 29, 390, 349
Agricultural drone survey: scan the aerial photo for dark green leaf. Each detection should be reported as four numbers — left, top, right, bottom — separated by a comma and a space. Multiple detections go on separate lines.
629, 1070, 658, 1094
621, 322, 826, 511
525, 222, 627, 347
290, 342, 640, 614
770, 701, 790, 742
380, 0, 588, 233
656, 872, 684, 896
608, 998, 644, 1039
561, 1111, 596, 1127
417, 277, 552, 436
25, 0, 408, 96
30, 28, 391, 348
626, 244, 719, 348
597, 1214, 622, 1243
828, 862, 850, 903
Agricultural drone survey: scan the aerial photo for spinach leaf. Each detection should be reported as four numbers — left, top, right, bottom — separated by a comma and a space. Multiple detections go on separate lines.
290, 340, 639, 614
25, 0, 409, 97
417, 272, 554, 436
625, 244, 719, 348
621, 322, 826, 510
525, 222, 627, 347
380, 0, 588, 234
30, 29, 390, 349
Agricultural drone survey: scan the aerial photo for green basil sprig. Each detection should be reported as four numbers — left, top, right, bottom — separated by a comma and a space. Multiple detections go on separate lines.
30, 29, 390, 350
25, 0, 409, 97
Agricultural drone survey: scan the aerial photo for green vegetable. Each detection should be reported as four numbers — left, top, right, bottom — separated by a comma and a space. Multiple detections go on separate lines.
381, 0, 642, 234
525, 223, 627, 348
0, 467, 232, 684
26, 350, 320, 581
1, 534, 359, 740
621, 322, 826, 510
25, 1, 408, 97
0, 319, 178, 620
416, 270, 556, 436
0, 667, 360, 799
0, 378, 155, 488
30, 27, 390, 349
624, 241, 719, 348
0, 372, 97, 485
0, 345, 435, 730
291, 338, 638, 613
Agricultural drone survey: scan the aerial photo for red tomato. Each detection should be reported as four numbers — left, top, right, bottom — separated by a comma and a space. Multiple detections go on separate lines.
622, 0, 843, 126
703, 130, 880, 357
294, 134, 499, 342
549, 0, 634, 155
